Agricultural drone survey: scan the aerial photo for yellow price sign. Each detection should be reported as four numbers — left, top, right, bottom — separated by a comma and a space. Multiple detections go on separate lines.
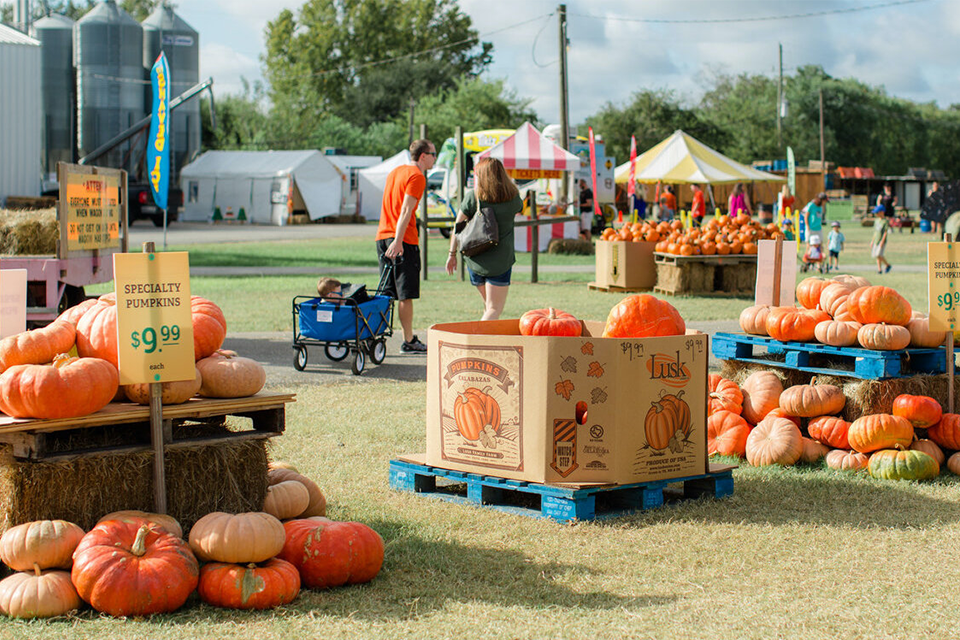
927, 242, 960, 332
114, 252, 195, 385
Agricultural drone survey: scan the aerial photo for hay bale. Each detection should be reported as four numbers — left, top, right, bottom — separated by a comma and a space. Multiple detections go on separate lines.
0, 208, 59, 255
718, 359, 960, 422
657, 262, 715, 295
547, 238, 594, 255
0, 437, 269, 534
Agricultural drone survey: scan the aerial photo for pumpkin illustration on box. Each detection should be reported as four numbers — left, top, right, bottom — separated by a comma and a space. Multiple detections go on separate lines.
453, 386, 502, 448
644, 390, 692, 453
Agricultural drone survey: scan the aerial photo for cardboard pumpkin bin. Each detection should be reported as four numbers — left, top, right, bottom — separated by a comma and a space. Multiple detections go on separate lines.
593, 240, 657, 290
426, 320, 707, 485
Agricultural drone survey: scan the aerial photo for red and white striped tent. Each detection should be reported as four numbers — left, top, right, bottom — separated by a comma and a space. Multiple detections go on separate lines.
476, 122, 581, 180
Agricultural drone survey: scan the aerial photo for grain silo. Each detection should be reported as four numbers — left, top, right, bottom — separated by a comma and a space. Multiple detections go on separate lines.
74, 0, 145, 174
33, 13, 75, 180
142, 3, 200, 183
0, 23, 42, 202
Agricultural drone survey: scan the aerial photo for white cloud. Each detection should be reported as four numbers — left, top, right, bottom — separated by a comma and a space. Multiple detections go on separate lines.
200, 43, 261, 97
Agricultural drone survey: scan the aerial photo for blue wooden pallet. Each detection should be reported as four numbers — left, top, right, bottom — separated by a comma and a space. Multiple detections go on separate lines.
712, 331, 946, 380
389, 459, 734, 523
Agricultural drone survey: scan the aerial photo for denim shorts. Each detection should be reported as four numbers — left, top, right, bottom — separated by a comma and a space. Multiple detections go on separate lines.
469, 267, 512, 287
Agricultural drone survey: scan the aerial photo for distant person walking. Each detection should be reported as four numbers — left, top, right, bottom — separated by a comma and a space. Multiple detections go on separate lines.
877, 183, 897, 219
578, 179, 594, 240
659, 185, 677, 221
375, 138, 436, 353
728, 183, 752, 218
872, 210, 892, 274
775, 184, 795, 220
802, 191, 829, 244
446, 158, 523, 321
690, 184, 705, 226
928, 181, 943, 237
827, 221, 845, 272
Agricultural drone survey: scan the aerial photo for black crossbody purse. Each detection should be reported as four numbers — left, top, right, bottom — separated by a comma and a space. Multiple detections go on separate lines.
455, 196, 499, 257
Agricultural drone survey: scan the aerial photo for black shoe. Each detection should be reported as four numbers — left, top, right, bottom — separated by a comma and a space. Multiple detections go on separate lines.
885, 265, 892, 273
401, 336, 428, 353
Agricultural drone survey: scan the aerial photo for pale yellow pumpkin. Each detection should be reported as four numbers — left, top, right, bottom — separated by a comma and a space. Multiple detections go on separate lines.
197, 350, 266, 398
188, 512, 285, 564
911, 439, 945, 466
745, 416, 803, 466
263, 480, 311, 520
268, 468, 327, 517
739, 305, 771, 336
0, 566, 81, 619
818, 283, 856, 318
799, 437, 829, 463
906, 317, 947, 348
858, 323, 910, 351
779, 384, 845, 418
814, 320, 860, 347
825, 449, 869, 472
0, 520, 84, 572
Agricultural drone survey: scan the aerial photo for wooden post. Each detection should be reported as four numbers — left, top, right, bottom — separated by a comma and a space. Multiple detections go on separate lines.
772, 234, 784, 306
143, 241, 167, 514
529, 191, 539, 283
456, 126, 465, 282
420, 124, 429, 281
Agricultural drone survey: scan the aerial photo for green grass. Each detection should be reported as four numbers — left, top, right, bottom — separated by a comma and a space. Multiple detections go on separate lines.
9, 382, 960, 639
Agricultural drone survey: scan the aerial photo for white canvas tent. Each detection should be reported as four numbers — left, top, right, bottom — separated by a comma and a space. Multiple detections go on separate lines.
179, 150, 346, 225
357, 151, 411, 220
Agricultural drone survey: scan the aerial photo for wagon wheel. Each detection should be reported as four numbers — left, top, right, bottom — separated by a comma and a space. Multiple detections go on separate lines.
351, 349, 366, 375
293, 346, 308, 371
325, 343, 349, 361
369, 339, 387, 365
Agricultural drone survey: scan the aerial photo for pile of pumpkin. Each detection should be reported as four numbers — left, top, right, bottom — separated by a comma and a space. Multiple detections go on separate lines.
0, 465, 383, 618
739, 275, 944, 351
518, 294, 686, 338
708, 370, 958, 481
599, 213, 780, 256
0, 294, 266, 420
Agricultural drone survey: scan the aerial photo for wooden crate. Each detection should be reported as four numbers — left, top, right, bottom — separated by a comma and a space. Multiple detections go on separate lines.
653, 253, 757, 297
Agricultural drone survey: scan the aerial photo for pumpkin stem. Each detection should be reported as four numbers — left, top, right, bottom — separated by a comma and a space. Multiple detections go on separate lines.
547, 307, 557, 320
52, 353, 74, 369
650, 401, 663, 413
131, 525, 151, 557
33, 562, 41, 577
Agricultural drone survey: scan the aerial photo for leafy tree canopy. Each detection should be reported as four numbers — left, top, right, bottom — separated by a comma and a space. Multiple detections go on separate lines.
0, 0, 158, 23
262, 0, 492, 131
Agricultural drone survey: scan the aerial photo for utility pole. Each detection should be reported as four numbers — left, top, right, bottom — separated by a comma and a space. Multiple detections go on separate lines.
819, 88, 826, 191
558, 4, 570, 200
408, 99, 416, 146
777, 43, 783, 149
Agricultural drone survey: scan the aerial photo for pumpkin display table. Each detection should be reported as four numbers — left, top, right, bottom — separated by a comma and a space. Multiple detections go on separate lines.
0, 393, 295, 532
653, 252, 757, 297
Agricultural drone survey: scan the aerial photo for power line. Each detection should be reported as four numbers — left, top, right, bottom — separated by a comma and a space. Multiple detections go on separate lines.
274, 13, 554, 82
530, 12, 557, 68
569, 0, 929, 25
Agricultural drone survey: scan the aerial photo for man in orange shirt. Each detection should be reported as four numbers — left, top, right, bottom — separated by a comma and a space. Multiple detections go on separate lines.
690, 184, 705, 226
376, 138, 436, 353
659, 185, 677, 220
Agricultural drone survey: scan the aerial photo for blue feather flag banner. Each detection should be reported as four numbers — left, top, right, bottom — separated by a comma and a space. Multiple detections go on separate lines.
148, 52, 170, 210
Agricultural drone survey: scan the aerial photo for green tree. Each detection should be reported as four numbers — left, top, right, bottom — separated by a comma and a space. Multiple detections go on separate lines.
584, 89, 727, 162
413, 76, 539, 147
262, 0, 492, 133
200, 80, 270, 151
120, 0, 164, 21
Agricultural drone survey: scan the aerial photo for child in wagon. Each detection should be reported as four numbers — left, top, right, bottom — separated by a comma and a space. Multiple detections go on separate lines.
801, 234, 825, 273
317, 277, 370, 305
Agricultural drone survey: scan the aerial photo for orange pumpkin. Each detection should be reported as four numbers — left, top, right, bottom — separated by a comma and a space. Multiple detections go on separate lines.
56, 298, 98, 327
75, 294, 119, 367
892, 394, 942, 429
796, 277, 830, 310
799, 437, 829, 463
847, 413, 914, 453
707, 410, 750, 457
808, 415, 852, 449
708, 374, 742, 416
519, 308, 582, 337
739, 305, 771, 336
740, 370, 784, 425
927, 413, 960, 450
910, 439, 946, 466
845, 286, 912, 326
198, 558, 300, 610
197, 350, 266, 398
278, 518, 384, 589
453, 387, 501, 441
765, 307, 830, 342
857, 323, 910, 350
0, 354, 118, 419
745, 416, 803, 466
778, 384, 845, 418
602, 295, 685, 338
191, 296, 228, 360
0, 320, 76, 373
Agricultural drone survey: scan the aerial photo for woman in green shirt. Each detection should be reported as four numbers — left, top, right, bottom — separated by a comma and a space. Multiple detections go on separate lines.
445, 158, 524, 320
871, 213, 892, 274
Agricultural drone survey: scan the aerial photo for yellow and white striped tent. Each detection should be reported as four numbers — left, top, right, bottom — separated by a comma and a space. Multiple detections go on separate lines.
614, 130, 784, 184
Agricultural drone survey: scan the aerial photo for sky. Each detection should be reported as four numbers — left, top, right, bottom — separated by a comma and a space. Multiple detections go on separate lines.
175, 0, 960, 126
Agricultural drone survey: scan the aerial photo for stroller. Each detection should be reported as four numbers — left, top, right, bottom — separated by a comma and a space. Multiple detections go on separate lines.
291, 264, 395, 375
801, 234, 825, 273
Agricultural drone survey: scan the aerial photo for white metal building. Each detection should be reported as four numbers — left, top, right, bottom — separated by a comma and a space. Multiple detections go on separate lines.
179, 150, 349, 225
0, 24, 42, 205
325, 154, 382, 215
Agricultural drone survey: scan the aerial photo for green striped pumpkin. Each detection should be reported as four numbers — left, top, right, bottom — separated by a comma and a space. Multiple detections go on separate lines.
868, 448, 940, 481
